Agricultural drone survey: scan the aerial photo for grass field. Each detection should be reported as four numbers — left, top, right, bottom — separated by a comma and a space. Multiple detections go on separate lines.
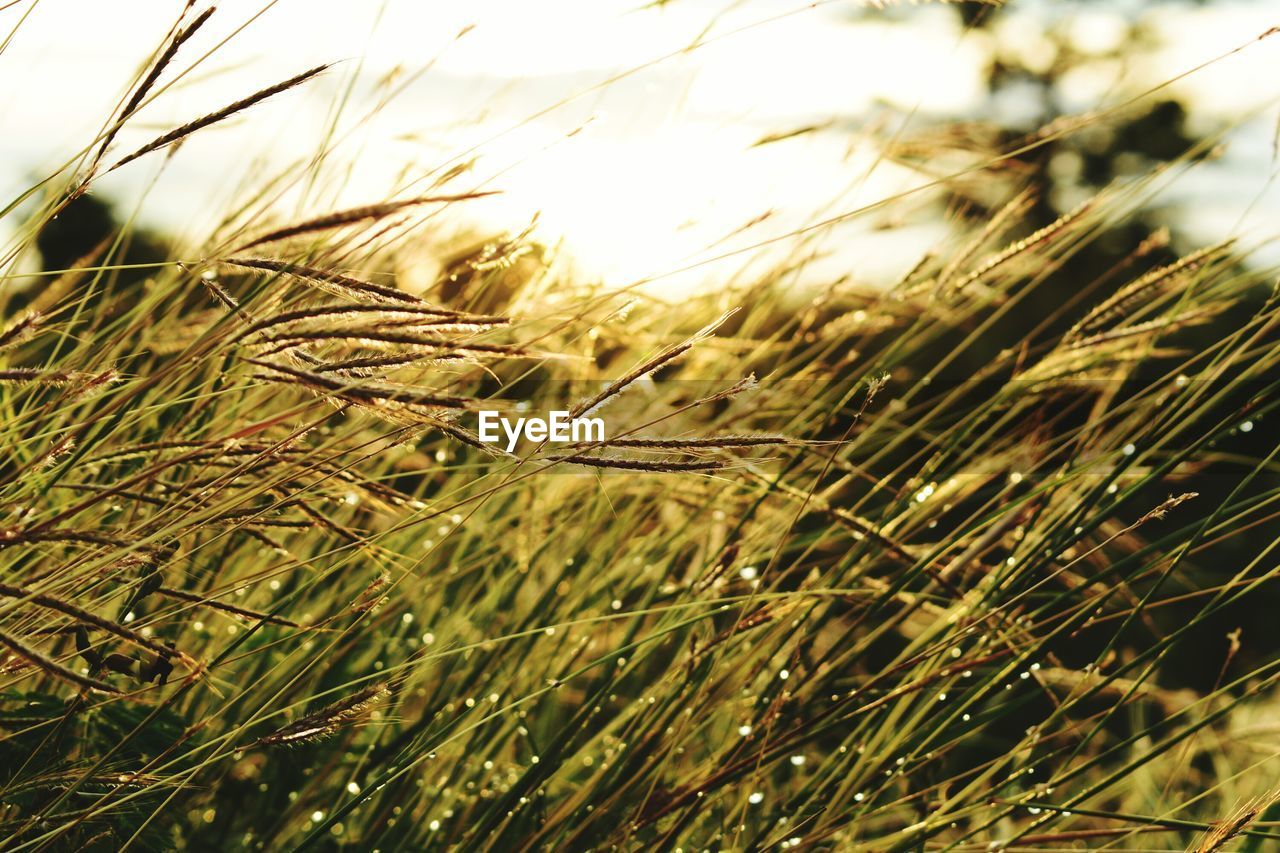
2, 4, 1280, 851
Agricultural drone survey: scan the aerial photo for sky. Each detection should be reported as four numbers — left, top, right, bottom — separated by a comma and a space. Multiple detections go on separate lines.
1, 0, 1278, 294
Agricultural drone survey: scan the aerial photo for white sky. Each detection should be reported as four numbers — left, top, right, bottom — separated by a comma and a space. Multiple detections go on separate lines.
1, 0, 1278, 292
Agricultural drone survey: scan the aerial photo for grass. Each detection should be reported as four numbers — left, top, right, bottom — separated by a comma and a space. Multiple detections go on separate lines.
2, 4, 1280, 851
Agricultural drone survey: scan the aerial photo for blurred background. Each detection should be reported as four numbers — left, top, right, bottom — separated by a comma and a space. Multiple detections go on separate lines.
2, 0, 1278, 294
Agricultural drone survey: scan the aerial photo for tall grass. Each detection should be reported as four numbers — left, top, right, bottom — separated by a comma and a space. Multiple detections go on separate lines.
1, 4, 1279, 851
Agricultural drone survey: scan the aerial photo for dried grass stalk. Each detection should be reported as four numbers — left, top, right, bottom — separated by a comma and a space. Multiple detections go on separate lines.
946, 196, 1095, 295
0, 313, 42, 354
935, 188, 1036, 289
569, 310, 735, 418
0, 628, 121, 694
1066, 304, 1224, 350
0, 581, 195, 668
203, 277, 255, 326
1016, 339, 1182, 392
243, 682, 389, 748
93, 5, 217, 168
546, 454, 726, 473
232, 192, 497, 252
155, 586, 301, 628
108, 63, 331, 172
581, 434, 790, 450
432, 416, 515, 457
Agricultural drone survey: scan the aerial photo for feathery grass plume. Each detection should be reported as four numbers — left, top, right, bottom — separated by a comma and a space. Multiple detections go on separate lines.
223, 257, 426, 304
202, 275, 255, 326
1138, 491, 1199, 523
0, 368, 97, 387
252, 330, 527, 358
0, 312, 42, 353
439, 220, 539, 282
241, 527, 290, 555
813, 303, 903, 340
290, 499, 363, 543
365, 319, 513, 336
241, 682, 389, 749
237, 303, 505, 340
231, 192, 498, 253
569, 309, 736, 418
0, 770, 166, 797
351, 572, 391, 614
1067, 239, 1235, 340
92, 5, 217, 170
545, 454, 727, 472
63, 368, 120, 401
1194, 789, 1280, 852
107, 63, 331, 172
246, 356, 479, 408
0, 368, 118, 401
311, 352, 465, 376
1136, 225, 1172, 257
251, 329, 532, 359
943, 195, 1096, 297
0, 628, 121, 694
34, 435, 75, 470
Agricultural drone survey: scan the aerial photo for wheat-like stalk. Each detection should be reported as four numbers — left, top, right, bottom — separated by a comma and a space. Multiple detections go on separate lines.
1194, 789, 1280, 852
545, 454, 727, 472
1067, 240, 1235, 340
944, 196, 1095, 295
